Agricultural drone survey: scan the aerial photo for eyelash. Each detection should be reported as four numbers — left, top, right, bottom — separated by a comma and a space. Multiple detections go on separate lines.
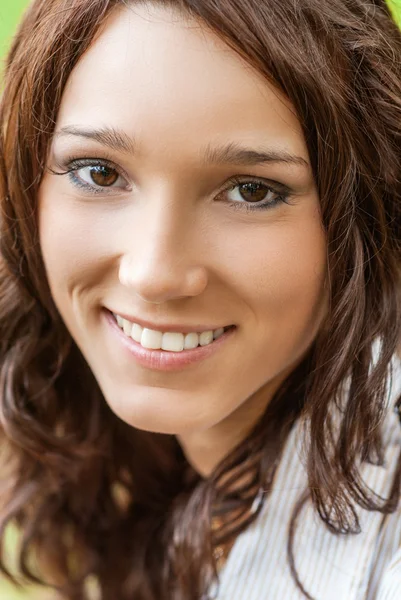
51, 157, 293, 212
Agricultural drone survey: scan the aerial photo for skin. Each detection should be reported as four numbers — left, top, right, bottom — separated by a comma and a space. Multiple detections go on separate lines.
38, 3, 328, 477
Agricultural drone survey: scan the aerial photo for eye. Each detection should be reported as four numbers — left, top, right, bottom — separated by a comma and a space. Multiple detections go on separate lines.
218, 177, 291, 212
75, 164, 126, 189
227, 182, 277, 204
49, 157, 131, 195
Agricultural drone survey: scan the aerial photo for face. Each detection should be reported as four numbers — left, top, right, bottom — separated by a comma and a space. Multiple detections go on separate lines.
38, 3, 328, 438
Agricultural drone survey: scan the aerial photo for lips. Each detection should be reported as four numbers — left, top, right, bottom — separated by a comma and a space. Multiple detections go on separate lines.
112, 310, 234, 352
104, 309, 237, 371
108, 309, 233, 335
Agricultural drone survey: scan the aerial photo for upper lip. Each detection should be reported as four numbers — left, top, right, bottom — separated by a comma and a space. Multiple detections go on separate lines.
107, 309, 233, 334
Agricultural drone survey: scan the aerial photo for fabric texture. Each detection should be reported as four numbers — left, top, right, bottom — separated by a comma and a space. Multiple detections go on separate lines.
211, 353, 401, 600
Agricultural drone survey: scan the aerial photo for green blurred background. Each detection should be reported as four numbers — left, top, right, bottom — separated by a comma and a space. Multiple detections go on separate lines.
1, 0, 401, 59
0, 0, 28, 58
0, 0, 400, 598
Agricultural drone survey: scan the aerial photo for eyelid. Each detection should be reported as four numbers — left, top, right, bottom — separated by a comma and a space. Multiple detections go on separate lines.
50, 156, 132, 194
217, 174, 292, 196
78, 165, 128, 190
52, 154, 131, 181
51, 156, 293, 208
213, 175, 293, 213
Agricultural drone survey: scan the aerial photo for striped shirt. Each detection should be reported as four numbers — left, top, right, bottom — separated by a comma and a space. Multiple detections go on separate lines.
212, 354, 401, 600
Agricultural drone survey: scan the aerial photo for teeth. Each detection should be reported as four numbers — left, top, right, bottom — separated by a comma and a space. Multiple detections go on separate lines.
113, 313, 230, 352
131, 323, 143, 343
184, 332, 199, 350
123, 319, 133, 336
162, 332, 184, 352
141, 328, 163, 350
199, 331, 213, 346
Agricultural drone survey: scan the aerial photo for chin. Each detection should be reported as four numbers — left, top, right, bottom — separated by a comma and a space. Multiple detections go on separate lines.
102, 387, 210, 436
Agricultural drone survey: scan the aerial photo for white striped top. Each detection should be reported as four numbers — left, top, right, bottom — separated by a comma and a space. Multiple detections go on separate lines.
212, 354, 401, 600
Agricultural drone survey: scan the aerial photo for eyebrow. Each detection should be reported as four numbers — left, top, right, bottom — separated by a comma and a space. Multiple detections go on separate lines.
55, 126, 136, 154
202, 141, 309, 168
54, 126, 309, 168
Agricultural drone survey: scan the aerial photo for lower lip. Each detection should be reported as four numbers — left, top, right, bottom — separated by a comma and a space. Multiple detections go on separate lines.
104, 309, 236, 372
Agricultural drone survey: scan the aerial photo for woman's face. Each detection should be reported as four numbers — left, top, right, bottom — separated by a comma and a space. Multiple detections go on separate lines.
38, 4, 327, 437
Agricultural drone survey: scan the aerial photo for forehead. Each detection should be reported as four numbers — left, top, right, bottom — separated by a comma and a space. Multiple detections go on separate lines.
55, 3, 307, 160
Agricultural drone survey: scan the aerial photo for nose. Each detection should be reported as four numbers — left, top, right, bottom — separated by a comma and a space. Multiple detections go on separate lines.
118, 203, 208, 305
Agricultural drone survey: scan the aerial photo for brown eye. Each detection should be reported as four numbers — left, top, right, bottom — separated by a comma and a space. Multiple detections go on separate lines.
222, 179, 288, 212
89, 165, 119, 187
237, 182, 272, 203
225, 181, 276, 205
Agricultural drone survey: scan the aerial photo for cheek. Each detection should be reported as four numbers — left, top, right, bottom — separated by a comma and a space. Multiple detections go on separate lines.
38, 177, 327, 340
37, 186, 106, 329
39, 180, 113, 271
226, 213, 327, 336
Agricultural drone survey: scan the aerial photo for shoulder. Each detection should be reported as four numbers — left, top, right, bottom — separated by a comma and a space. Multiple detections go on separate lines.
366, 351, 401, 600
368, 502, 401, 600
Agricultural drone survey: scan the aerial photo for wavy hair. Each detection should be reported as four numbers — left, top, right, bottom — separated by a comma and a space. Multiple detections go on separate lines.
0, 0, 401, 598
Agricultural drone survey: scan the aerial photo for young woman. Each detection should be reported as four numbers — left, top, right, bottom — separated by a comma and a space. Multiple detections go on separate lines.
0, 1, 400, 599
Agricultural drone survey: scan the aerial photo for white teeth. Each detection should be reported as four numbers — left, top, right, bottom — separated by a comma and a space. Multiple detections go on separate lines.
199, 331, 214, 346
141, 328, 163, 350
184, 332, 199, 350
114, 314, 230, 352
123, 319, 133, 336
162, 332, 185, 352
213, 328, 224, 340
131, 323, 143, 343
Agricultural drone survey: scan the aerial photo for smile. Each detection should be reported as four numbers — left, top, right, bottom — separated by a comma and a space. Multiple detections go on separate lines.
113, 312, 232, 352
104, 309, 237, 371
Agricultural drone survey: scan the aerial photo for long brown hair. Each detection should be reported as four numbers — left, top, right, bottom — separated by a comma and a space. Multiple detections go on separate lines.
0, 1, 400, 598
